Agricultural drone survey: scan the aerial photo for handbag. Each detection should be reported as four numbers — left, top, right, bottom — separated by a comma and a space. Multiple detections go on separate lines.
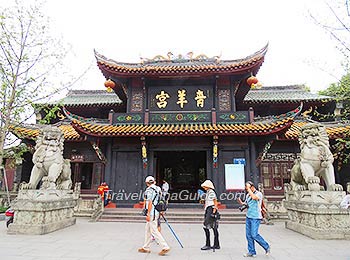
211, 210, 221, 220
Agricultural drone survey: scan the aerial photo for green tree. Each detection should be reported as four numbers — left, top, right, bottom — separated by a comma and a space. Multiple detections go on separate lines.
319, 73, 350, 170
319, 73, 350, 119
311, 1, 350, 170
0, 0, 71, 166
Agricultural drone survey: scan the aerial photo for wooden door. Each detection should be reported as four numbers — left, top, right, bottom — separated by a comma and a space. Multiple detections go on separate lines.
112, 151, 142, 201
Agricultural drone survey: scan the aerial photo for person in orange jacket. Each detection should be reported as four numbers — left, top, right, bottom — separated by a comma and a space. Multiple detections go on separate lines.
98, 182, 109, 206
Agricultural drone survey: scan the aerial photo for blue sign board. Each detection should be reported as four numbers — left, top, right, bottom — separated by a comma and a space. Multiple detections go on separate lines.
233, 158, 246, 165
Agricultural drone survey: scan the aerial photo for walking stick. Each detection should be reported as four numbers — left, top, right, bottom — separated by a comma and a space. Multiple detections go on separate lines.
161, 214, 184, 248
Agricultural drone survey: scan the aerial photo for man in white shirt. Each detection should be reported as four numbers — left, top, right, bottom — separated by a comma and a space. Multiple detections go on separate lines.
138, 176, 170, 256
161, 180, 170, 201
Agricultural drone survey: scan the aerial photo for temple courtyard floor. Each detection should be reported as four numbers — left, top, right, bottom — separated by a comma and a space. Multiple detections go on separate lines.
0, 218, 349, 260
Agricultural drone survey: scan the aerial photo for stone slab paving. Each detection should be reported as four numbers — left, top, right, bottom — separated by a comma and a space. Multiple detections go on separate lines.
0, 218, 349, 260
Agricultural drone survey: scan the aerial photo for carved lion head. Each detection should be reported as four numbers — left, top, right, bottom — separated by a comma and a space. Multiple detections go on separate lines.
36, 126, 64, 151
299, 123, 329, 149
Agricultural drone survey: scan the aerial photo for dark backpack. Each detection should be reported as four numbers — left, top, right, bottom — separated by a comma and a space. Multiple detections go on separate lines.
151, 187, 168, 212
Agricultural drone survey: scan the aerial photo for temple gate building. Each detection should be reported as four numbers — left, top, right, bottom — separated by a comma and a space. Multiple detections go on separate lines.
10, 45, 350, 207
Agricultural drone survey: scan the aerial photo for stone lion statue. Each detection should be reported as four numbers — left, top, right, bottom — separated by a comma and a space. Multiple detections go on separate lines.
21, 126, 72, 190
290, 123, 343, 191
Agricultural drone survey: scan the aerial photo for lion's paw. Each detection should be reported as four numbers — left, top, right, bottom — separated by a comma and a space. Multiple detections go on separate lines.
329, 184, 343, 191
307, 176, 320, 184
295, 184, 307, 191
284, 183, 292, 192
20, 183, 32, 190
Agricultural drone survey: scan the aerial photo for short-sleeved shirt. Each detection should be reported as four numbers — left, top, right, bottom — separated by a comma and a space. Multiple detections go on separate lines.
246, 190, 263, 219
162, 182, 169, 193
144, 184, 160, 217
204, 189, 217, 209
154, 185, 162, 194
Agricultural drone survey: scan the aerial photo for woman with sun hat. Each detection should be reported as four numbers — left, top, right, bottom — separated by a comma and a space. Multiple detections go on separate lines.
200, 179, 220, 250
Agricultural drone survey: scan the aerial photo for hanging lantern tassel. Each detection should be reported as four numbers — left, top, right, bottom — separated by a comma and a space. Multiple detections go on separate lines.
246, 75, 260, 89
104, 79, 116, 92
213, 136, 218, 168
142, 144, 148, 169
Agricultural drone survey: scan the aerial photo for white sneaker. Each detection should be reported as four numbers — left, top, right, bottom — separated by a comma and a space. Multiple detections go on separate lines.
243, 252, 256, 257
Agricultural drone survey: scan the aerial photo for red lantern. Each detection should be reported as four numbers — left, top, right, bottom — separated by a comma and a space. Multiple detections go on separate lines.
246, 76, 258, 86
104, 79, 115, 92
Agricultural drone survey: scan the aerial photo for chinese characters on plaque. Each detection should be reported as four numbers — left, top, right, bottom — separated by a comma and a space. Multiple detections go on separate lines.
155, 90, 170, 108
155, 89, 207, 109
194, 90, 207, 108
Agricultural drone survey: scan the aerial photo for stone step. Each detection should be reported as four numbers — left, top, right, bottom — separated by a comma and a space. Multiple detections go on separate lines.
103, 210, 245, 216
103, 209, 245, 214
99, 216, 246, 223
100, 213, 246, 219
164, 203, 206, 209
98, 218, 246, 224
265, 195, 285, 201
127, 202, 229, 209
98, 208, 247, 224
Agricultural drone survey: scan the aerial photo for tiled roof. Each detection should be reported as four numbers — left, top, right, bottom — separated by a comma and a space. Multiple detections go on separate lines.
66, 104, 301, 137
95, 45, 268, 77
48, 90, 122, 107
10, 123, 82, 141
70, 118, 293, 137
283, 120, 350, 140
244, 85, 333, 103
12, 119, 350, 141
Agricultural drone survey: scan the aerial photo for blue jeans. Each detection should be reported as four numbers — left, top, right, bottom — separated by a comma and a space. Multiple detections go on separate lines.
246, 217, 269, 255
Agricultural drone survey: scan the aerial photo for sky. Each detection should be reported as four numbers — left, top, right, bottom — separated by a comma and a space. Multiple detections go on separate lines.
3, 0, 347, 93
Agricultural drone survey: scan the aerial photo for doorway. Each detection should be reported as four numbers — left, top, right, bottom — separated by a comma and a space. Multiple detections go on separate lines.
155, 151, 206, 202
72, 162, 93, 190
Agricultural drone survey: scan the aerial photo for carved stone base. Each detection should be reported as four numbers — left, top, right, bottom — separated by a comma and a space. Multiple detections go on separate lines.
284, 190, 350, 239
8, 189, 78, 235
74, 194, 103, 220
265, 200, 288, 220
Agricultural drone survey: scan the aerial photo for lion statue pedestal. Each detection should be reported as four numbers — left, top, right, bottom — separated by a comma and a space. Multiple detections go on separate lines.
8, 126, 78, 235
284, 187, 350, 239
7, 189, 78, 235
284, 123, 350, 239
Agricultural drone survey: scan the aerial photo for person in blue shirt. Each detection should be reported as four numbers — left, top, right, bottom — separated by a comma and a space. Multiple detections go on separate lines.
238, 181, 270, 257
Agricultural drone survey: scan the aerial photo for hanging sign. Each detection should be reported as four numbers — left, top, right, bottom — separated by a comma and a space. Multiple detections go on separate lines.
225, 164, 245, 190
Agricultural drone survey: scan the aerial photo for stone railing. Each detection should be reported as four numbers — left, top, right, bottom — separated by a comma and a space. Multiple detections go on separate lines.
72, 182, 103, 220
0, 191, 18, 208
258, 183, 287, 220
74, 194, 103, 220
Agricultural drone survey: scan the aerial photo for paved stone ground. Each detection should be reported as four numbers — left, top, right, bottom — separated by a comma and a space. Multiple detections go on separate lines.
0, 218, 349, 260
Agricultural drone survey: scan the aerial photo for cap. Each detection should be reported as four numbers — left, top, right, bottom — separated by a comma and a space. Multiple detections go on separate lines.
245, 181, 255, 187
145, 176, 155, 183
201, 180, 215, 189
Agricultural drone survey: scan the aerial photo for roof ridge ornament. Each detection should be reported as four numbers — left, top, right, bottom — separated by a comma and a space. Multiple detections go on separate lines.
140, 51, 221, 64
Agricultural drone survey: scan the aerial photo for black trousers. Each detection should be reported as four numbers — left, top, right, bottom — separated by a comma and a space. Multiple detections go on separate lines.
203, 206, 219, 247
